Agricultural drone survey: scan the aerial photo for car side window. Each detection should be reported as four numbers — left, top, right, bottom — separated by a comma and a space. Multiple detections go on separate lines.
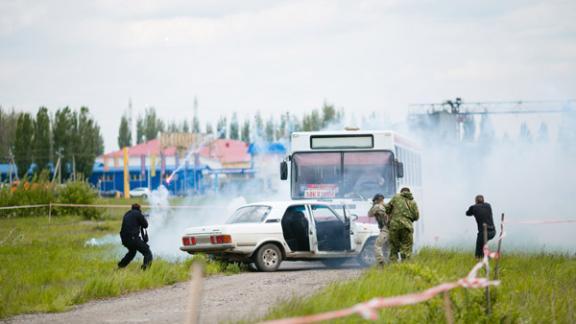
311, 205, 342, 223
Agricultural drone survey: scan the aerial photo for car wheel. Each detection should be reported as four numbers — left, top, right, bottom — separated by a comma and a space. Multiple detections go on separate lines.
357, 238, 377, 267
320, 258, 348, 268
254, 243, 282, 272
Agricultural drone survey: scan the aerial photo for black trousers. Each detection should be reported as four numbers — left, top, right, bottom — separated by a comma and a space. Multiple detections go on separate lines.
118, 235, 153, 269
475, 228, 496, 258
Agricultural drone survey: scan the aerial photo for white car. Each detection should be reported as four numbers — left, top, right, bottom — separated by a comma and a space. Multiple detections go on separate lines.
129, 187, 150, 198
180, 201, 380, 271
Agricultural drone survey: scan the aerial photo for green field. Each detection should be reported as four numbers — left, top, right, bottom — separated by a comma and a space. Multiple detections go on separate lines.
261, 248, 576, 323
0, 213, 243, 319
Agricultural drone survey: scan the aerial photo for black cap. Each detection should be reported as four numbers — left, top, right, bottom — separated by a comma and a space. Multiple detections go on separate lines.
372, 194, 385, 203
132, 203, 141, 211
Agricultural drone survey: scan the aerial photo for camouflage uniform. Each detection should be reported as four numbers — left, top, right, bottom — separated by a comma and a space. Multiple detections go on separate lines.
385, 191, 419, 261
368, 202, 389, 264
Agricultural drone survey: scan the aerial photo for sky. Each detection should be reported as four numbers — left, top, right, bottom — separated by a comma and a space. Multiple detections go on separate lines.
1, 0, 575, 151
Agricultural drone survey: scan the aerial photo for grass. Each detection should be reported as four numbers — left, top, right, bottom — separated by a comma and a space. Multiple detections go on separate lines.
0, 214, 245, 319
260, 248, 576, 323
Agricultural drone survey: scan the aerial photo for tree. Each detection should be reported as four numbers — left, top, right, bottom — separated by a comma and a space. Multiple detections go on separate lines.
53, 107, 76, 179
74, 107, 103, 177
276, 112, 288, 140
265, 117, 275, 142
181, 120, 190, 133
229, 113, 239, 140
206, 122, 214, 135
241, 119, 250, 142
0, 107, 19, 160
117, 114, 132, 149
34, 107, 51, 171
321, 102, 336, 128
14, 113, 34, 178
538, 122, 549, 142
192, 96, 200, 134
216, 116, 227, 139
136, 115, 145, 144
520, 122, 532, 143
53, 107, 102, 180
142, 107, 164, 141
254, 111, 264, 138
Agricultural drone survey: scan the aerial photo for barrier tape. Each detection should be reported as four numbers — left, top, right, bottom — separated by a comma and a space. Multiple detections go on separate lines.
49, 203, 225, 209
263, 223, 511, 324
503, 219, 576, 225
261, 271, 499, 324
1, 203, 225, 210
0, 204, 49, 210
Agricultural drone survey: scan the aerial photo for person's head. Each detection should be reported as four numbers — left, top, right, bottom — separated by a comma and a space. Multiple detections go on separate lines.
475, 195, 484, 204
400, 187, 411, 193
372, 193, 385, 204
132, 203, 141, 211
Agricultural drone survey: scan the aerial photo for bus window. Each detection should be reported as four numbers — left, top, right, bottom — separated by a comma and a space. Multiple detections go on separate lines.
292, 153, 341, 199
342, 151, 395, 198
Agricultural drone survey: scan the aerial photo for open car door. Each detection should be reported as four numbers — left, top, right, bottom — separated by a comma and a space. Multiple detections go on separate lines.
309, 204, 351, 252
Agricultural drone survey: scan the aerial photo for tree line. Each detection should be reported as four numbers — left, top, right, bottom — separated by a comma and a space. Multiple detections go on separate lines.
117, 102, 344, 149
0, 106, 104, 179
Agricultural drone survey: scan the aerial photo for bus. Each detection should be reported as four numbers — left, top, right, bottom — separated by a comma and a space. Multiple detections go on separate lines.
280, 130, 422, 226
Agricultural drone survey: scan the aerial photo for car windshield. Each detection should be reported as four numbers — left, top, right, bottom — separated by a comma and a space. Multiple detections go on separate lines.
226, 206, 272, 224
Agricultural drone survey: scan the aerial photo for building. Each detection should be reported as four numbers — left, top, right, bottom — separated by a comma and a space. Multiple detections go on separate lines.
89, 137, 253, 196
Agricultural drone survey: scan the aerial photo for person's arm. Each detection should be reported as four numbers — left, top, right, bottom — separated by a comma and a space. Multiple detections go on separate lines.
410, 201, 419, 222
385, 197, 395, 214
138, 212, 149, 229
466, 205, 474, 216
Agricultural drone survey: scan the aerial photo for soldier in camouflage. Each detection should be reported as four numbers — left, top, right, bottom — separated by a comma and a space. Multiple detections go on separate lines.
368, 194, 389, 265
386, 187, 419, 261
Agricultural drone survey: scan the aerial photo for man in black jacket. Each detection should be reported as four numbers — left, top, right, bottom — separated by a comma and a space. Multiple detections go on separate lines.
118, 204, 153, 270
466, 195, 496, 258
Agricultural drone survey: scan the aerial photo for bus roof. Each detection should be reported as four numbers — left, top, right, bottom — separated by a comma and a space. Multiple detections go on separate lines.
290, 130, 420, 151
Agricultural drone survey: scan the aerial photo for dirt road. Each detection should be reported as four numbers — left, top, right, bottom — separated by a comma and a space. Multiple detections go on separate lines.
4, 262, 362, 324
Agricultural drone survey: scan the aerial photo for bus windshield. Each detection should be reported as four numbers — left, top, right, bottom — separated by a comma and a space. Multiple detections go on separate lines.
291, 151, 395, 199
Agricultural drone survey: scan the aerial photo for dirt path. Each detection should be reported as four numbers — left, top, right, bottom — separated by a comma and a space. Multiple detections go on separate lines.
3, 262, 362, 324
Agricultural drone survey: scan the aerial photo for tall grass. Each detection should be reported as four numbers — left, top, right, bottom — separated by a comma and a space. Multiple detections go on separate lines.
0, 215, 243, 319
261, 248, 576, 323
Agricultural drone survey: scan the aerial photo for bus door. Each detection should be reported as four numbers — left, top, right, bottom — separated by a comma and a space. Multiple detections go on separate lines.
309, 204, 351, 253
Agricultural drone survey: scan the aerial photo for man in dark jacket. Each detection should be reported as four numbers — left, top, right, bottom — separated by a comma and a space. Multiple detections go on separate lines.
118, 204, 153, 270
466, 195, 496, 258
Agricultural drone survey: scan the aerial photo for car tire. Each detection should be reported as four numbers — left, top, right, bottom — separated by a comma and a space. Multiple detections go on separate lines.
320, 258, 348, 268
357, 238, 377, 267
254, 243, 282, 272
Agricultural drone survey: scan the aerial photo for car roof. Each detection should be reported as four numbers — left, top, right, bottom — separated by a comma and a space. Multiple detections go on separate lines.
242, 200, 344, 209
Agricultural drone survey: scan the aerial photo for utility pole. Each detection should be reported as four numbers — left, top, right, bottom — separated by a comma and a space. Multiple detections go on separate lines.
53, 150, 63, 184
72, 154, 76, 182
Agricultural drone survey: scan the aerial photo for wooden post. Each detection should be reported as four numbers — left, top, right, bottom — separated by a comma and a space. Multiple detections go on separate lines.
483, 223, 491, 316
443, 291, 454, 324
186, 262, 204, 324
494, 213, 505, 280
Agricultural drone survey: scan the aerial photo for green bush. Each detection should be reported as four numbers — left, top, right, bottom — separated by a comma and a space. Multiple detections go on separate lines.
0, 175, 54, 218
56, 182, 101, 220
0, 179, 101, 219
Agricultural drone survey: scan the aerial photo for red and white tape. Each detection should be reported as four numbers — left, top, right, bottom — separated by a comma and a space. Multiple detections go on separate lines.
261, 261, 500, 324
503, 219, 576, 225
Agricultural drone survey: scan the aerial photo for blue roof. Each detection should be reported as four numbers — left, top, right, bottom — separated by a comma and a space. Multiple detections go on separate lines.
248, 142, 287, 155
0, 164, 17, 174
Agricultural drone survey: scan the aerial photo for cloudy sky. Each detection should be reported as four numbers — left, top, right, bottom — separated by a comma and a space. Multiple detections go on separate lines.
1, 0, 575, 151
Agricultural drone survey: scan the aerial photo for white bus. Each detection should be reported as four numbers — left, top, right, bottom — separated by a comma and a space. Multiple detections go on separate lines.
280, 130, 422, 222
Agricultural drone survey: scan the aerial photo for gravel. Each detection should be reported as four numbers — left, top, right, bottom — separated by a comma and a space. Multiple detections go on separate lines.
3, 261, 363, 324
